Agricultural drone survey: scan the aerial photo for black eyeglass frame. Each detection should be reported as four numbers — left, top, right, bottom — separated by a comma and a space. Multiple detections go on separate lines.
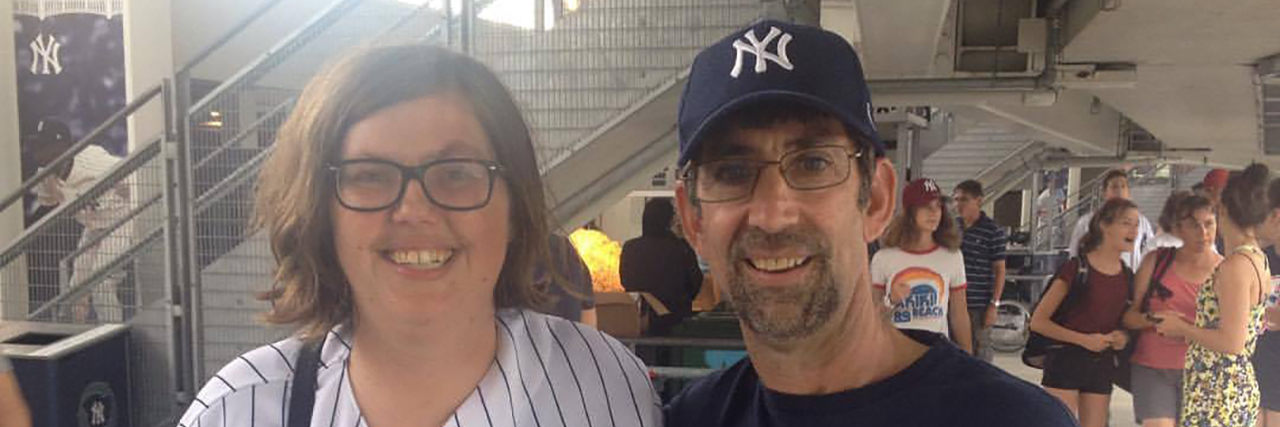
678, 144, 864, 204
328, 158, 505, 212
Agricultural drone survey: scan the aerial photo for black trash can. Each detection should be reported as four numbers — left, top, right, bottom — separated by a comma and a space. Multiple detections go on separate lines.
0, 322, 130, 427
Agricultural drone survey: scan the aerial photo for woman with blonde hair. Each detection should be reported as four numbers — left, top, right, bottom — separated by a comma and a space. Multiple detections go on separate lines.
871, 178, 972, 354
177, 45, 659, 427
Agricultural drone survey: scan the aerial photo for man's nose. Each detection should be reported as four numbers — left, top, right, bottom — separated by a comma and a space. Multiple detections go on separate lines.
746, 168, 801, 233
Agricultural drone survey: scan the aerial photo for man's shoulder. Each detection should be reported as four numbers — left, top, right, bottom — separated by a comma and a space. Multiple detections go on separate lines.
664, 357, 756, 425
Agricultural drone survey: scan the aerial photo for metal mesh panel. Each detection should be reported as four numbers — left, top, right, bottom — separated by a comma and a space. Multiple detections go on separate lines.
471, 0, 761, 172
1, 138, 166, 324
0, 135, 173, 425
183, 0, 453, 381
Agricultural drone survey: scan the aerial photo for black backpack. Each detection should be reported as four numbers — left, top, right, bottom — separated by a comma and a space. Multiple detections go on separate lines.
1021, 256, 1134, 369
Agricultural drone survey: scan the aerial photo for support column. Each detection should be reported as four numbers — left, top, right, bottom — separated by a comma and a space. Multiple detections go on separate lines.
124, 0, 172, 148
0, 0, 29, 319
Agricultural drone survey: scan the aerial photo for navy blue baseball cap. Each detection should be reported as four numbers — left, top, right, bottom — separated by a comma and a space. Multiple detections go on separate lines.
677, 19, 883, 167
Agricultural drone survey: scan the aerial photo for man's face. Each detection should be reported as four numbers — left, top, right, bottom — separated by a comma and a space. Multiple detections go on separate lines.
675, 117, 896, 344
952, 190, 981, 219
1103, 176, 1130, 201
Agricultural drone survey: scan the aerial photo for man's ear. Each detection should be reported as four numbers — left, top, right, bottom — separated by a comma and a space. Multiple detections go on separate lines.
675, 182, 703, 255
863, 157, 897, 242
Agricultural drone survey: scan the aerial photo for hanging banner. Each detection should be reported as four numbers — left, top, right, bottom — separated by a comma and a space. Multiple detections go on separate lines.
14, 0, 128, 182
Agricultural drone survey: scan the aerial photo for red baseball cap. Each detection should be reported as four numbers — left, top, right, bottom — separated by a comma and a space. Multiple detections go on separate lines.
1203, 169, 1229, 190
903, 178, 942, 209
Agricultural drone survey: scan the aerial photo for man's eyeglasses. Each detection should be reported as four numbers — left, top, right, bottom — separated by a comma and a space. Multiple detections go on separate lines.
329, 158, 504, 212
680, 145, 862, 203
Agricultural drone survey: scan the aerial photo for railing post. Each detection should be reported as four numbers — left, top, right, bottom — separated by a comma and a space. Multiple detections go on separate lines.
162, 72, 204, 409
461, 0, 474, 54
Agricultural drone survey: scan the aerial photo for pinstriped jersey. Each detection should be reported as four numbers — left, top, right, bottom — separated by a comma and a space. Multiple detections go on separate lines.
176, 309, 662, 427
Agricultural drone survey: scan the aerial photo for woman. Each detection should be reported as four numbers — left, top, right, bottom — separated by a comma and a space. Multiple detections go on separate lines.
1030, 198, 1138, 427
1254, 177, 1280, 427
177, 46, 659, 427
1123, 192, 1221, 427
871, 178, 972, 354
1153, 164, 1272, 427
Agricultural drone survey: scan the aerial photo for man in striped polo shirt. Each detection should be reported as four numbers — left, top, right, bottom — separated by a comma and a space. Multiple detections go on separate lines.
953, 180, 1007, 363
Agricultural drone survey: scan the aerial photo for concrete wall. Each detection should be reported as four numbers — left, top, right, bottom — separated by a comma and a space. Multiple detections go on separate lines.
0, 0, 27, 318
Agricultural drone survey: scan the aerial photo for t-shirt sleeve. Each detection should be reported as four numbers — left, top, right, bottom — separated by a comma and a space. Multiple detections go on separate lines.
950, 252, 968, 290
989, 225, 1008, 262
1067, 216, 1089, 257
870, 251, 889, 289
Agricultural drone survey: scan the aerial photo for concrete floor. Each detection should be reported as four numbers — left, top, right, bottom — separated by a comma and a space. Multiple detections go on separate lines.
992, 350, 1139, 427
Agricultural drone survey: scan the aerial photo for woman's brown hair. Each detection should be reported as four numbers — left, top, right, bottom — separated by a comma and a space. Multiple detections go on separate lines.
254, 45, 550, 339
881, 199, 961, 251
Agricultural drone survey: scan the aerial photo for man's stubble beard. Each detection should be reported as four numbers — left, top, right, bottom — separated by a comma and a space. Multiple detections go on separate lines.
726, 226, 840, 344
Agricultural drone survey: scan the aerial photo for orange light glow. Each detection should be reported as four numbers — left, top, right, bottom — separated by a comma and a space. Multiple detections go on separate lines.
569, 229, 623, 293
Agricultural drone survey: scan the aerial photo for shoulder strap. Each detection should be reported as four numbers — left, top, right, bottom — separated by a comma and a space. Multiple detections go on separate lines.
1054, 256, 1090, 318
1140, 247, 1176, 312
1235, 247, 1270, 304
288, 334, 326, 427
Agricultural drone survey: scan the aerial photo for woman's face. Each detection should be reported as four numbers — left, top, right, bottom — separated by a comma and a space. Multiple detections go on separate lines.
331, 93, 511, 326
913, 199, 943, 234
1174, 208, 1217, 250
1103, 208, 1141, 253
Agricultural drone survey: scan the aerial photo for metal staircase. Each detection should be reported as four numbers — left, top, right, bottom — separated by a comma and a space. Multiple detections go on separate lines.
0, 1, 763, 425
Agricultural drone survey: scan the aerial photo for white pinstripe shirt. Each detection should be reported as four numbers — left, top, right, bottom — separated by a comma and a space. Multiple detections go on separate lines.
177, 309, 661, 427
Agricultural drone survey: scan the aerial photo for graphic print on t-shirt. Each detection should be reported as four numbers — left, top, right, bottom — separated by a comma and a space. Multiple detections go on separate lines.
890, 267, 948, 327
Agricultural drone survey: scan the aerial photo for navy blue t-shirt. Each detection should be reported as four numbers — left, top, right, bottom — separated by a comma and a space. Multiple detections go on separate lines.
664, 330, 1077, 427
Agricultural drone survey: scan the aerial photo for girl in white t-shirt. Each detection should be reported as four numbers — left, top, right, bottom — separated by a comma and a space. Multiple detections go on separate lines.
871, 178, 973, 354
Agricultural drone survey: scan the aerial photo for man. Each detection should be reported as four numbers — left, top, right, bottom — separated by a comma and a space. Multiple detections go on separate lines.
1200, 168, 1228, 206
1201, 168, 1229, 254
1067, 169, 1154, 268
664, 20, 1075, 426
620, 198, 703, 335
953, 180, 1007, 363
25, 118, 131, 322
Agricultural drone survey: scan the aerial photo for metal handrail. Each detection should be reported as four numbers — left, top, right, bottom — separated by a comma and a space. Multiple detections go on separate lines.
191, 98, 295, 171
0, 84, 163, 215
30, 227, 165, 321
174, 0, 288, 76
973, 140, 1042, 184
0, 136, 163, 267
186, 0, 364, 122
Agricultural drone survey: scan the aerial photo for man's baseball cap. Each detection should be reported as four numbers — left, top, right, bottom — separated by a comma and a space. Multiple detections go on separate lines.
26, 118, 71, 145
1203, 169, 1229, 190
677, 19, 883, 167
903, 178, 943, 209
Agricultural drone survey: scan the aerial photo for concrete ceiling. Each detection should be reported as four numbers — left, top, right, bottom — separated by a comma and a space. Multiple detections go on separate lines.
825, 0, 1280, 169
1061, 0, 1280, 168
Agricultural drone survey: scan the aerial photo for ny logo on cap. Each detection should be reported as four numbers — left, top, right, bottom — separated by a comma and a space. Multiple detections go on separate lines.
923, 180, 939, 193
730, 26, 794, 78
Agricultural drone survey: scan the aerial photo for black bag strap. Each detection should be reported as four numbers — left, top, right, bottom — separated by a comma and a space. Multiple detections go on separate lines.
1051, 256, 1091, 321
288, 334, 326, 427
1139, 247, 1176, 313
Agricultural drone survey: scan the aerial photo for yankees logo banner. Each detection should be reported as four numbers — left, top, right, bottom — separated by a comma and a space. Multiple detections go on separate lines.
13, 0, 129, 161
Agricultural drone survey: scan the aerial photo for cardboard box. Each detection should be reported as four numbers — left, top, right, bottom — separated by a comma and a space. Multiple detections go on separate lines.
596, 292, 671, 338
